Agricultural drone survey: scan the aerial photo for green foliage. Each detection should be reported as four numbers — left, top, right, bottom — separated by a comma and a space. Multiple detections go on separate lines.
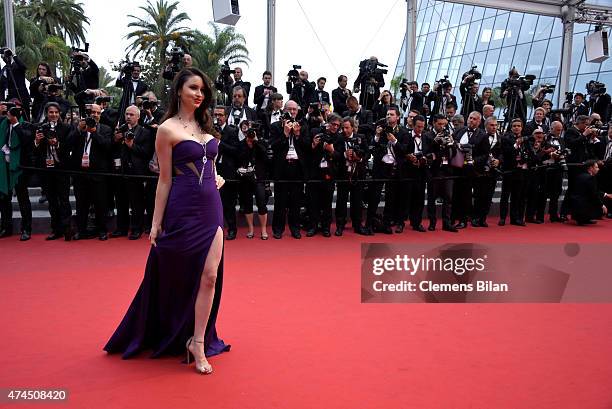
22, 0, 90, 46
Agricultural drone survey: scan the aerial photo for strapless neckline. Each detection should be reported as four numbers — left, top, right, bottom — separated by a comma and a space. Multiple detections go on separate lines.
175, 138, 216, 149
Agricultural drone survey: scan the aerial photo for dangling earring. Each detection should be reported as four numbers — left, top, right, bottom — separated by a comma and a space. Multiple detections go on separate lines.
177, 97, 181, 112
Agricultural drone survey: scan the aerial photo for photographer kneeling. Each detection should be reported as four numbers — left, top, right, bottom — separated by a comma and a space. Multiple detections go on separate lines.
569, 160, 611, 225
237, 121, 269, 240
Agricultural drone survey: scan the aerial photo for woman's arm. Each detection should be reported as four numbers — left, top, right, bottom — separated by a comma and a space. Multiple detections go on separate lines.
149, 125, 173, 246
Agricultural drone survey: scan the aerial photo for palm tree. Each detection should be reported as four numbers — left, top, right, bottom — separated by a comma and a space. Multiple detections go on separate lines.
98, 66, 116, 89
125, 0, 196, 66
190, 22, 250, 79
22, 0, 89, 46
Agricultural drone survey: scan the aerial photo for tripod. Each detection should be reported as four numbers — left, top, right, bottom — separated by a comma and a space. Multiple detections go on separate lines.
0, 59, 30, 121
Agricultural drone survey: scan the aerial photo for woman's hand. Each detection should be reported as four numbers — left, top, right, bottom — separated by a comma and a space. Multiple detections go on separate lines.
149, 224, 161, 247
216, 174, 225, 190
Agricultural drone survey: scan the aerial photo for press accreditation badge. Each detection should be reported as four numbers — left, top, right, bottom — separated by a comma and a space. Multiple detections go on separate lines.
46, 156, 55, 168
81, 152, 90, 168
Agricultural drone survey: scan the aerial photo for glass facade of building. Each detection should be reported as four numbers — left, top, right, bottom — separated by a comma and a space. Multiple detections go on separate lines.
393, 0, 612, 116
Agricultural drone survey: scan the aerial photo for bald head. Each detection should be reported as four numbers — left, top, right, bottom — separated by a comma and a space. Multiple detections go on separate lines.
551, 121, 563, 136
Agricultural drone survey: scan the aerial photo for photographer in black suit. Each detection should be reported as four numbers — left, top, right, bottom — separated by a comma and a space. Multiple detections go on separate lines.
69, 103, 112, 240
353, 56, 386, 111
333, 117, 368, 236
569, 160, 611, 225
472, 116, 501, 227
227, 86, 257, 126
289, 70, 315, 112
365, 106, 408, 235
589, 87, 610, 123
112, 105, 154, 240
398, 81, 424, 119
310, 77, 331, 105
0, 48, 31, 119
66, 51, 99, 112
33, 103, 72, 241
270, 100, 309, 239
29, 62, 59, 122
343, 96, 375, 141
306, 113, 340, 237
423, 114, 456, 232
401, 115, 428, 232
116, 62, 148, 124
253, 71, 277, 113
213, 106, 241, 240
228, 67, 251, 101
451, 111, 489, 229
332, 75, 351, 115
499, 119, 529, 226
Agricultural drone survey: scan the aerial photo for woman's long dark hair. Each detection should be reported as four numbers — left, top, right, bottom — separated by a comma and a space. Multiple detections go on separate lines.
37, 62, 52, 77
162, 67, 218, 138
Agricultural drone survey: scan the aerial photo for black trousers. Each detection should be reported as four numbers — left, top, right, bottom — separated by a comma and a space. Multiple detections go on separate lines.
406, 172, 426, 227
525, 169, 546, 221
238, 179, 268, 215
545, 167, 563, 218
367, 164, 402, 227
335, 180, 363, 228
144, 177, 158, 230
272, 162, 303, 234
308, 179, 335, 230
127, 178, 146, 233
451, 167, 474, 223
427, 169, 454, 226
45, 173, 72, 234
560, 167, 580, 217
473, 173, 497, 222
220, 179, 239, 232
499, 169, 527, 223
74, 175, 107, 234
115, 178, 130, 232
0, 169, 32, 233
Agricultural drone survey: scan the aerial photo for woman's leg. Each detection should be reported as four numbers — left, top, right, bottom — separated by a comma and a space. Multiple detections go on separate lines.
245, 213, 254, 235
193, 226, 224, 364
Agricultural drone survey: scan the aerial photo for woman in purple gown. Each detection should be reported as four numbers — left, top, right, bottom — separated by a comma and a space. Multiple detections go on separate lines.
104, 68, 230, 374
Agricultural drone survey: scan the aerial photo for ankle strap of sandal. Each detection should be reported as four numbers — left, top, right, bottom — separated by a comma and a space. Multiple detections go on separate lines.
193, 339, 205, 343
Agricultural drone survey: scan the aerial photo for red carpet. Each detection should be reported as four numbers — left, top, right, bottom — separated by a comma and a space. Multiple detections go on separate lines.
1, 219, 612, 408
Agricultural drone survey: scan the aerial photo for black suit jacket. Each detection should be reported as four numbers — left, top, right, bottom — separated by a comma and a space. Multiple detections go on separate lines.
0, 56, 30, 103
310, 89, 331, 105
564, 126, 592, 164
116, 75, 149, 118
69, 123, 112, 176
332, 88, 351, 114
117, 125, 153, 175
343, 108, 375, 140
226, 105, 257, 126
269, 120, 310, 179
570, 171, 604, 220
253, 84, 278, 111
33, 122, 72, 169
333, 133, 369, 179
590, 94, 611, 122
452, 127, 489, 171
215, 124, 241, 178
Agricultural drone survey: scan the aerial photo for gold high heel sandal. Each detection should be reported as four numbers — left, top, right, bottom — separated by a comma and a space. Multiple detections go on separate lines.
186, 337, 213, 374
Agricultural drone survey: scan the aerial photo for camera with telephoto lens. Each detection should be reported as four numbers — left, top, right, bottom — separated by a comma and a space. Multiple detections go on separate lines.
435, 75, 451, 94
95, 96, 112, 105
214, 60, 235, 91
119, 58, 139, 76
346, 138, 364, 159
555, 147, 571, 171
359, 59, 388, 77
462, 66, 482, 85
507, 74, 536, 90
309, 102, 322, 117
375, 118, 395, 144
541, 84, 556, 94
287, 65, 302, 83
588, 124, 609, 138
586, 80, 606, 96
246, 120, 261, 138
169, 47, 184, 65
38, 122, 57, 140
117, 123, 135, 140
0, 47, 13, 60
414, 152, 434, 168
317, 132, 336, 146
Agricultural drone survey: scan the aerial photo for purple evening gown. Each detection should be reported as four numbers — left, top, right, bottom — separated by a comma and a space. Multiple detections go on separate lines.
104, 138, 230, 359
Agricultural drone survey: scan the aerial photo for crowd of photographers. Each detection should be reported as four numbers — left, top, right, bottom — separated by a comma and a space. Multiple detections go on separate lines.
0, 45, 611, 242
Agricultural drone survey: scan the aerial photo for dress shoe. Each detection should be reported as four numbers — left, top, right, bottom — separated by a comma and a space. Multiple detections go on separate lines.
455, 222, 468, 229
321, 229, 331, 238
335, 226, 344, 236
412, 224, 426, 232
71, 232, 82, 241
0, 229, 12, 238
559, 215, 568, 223
428, 223, 436, 231
226, 230, 237, 240
525, 217, 536, 223
46, 232, 62, 240
442, 224, 458, 233
273, 232, 282, 239
471, 219, 482, 227
128, 231, 143, 240
607, 213, 612, 219
64, 227, 72, 241
395, 223, 404, 233
577, 220, 596, 225
99, 233, 108, 241
306, 228, 317, 237
549, 215, 561, 222
382, 225, 393, 235
480, 220, 489, 227
20, 231, 31, 241
363, 226, 374, 236
291, 230, 302, 239
533, 219, 544, 224
510, 220, 526, 226
498, 219, 506, 226
354, 226, 368, 236
111, 230, 128, 238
